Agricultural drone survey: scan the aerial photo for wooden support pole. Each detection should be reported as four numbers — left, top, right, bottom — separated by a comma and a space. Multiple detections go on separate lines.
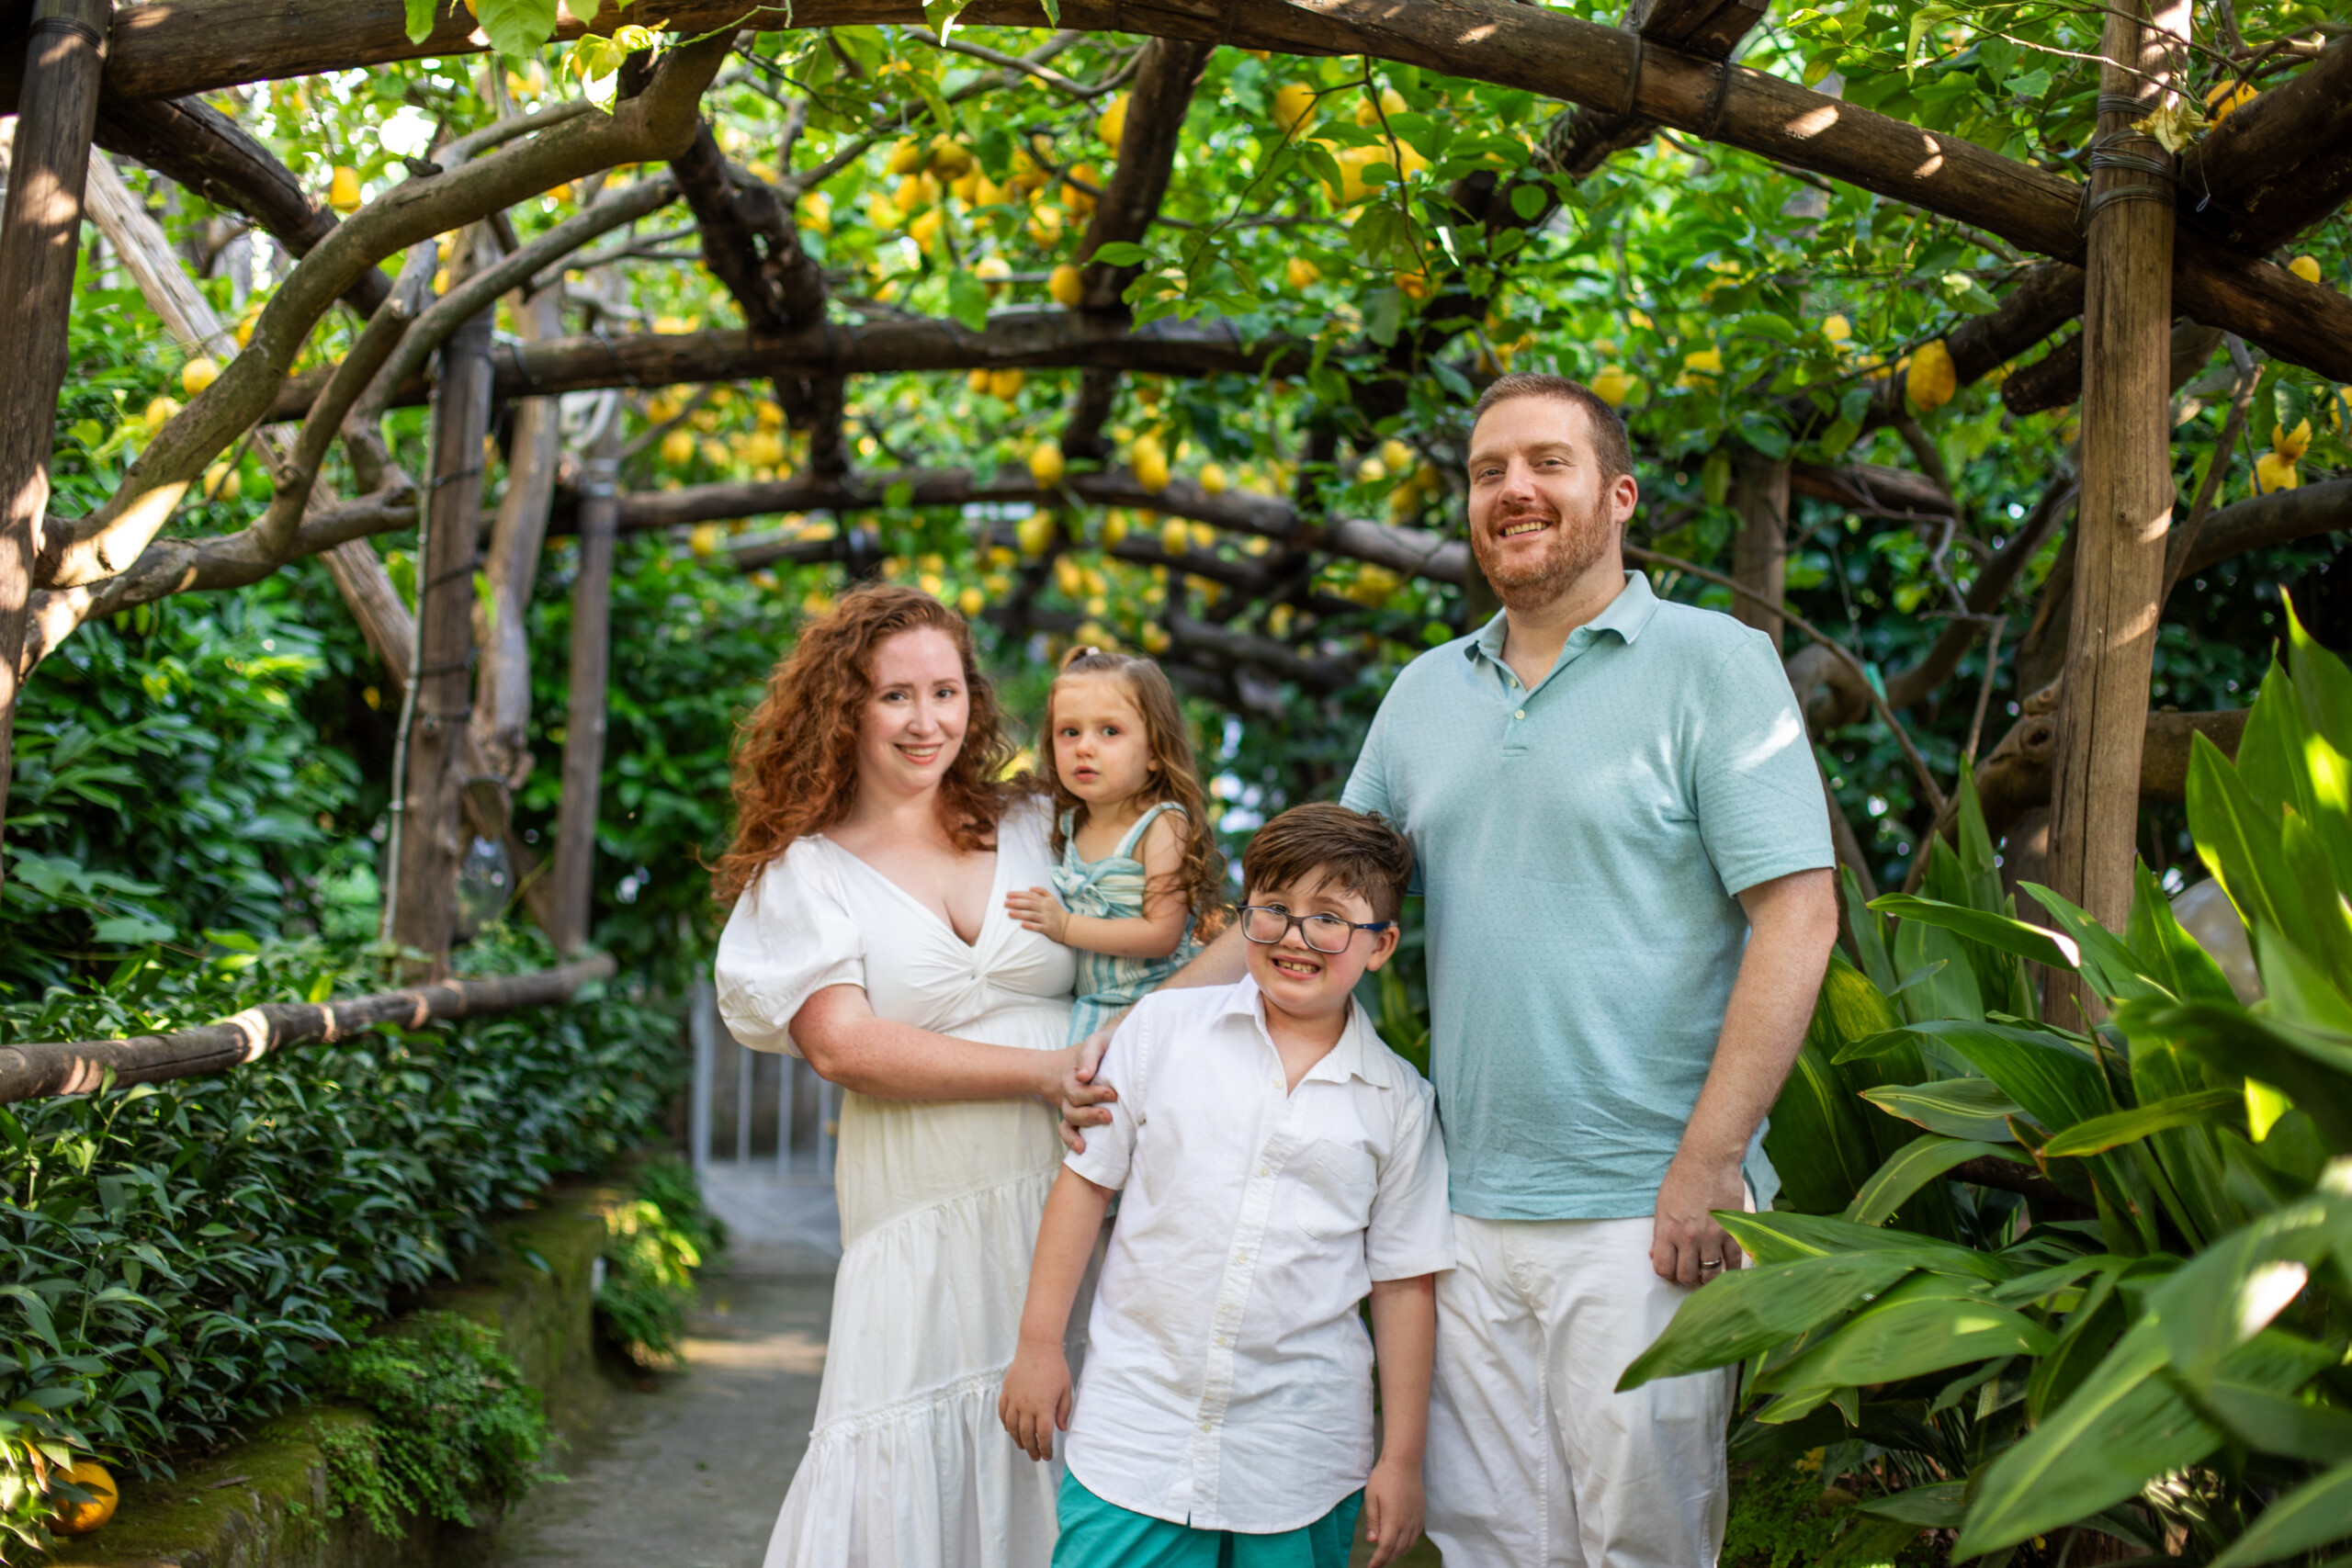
1730, 450, 1790, 650
550, 421, 621, 956
0, 0, 110, 882
2047, 0, 2188, 1017
390, 289, 495, 967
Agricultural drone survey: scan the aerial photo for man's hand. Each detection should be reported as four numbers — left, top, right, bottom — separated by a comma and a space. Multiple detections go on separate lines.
1055, 1025, 1119, 1154
1362, 1453, 1426, 1567
1650, 1152, 1747, 1287
1005, 886, 1072, 943
997, 1338, 1072, 1462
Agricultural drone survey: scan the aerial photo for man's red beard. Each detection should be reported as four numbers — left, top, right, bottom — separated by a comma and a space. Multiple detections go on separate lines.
1469, 491, 1616, 610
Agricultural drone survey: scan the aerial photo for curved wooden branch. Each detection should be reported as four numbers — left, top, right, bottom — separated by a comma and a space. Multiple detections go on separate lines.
2177, 36, 2352, 258
33, 32, 729, 595
1075, 37, 1212, 310
2001, 319, 2224, 417
93, 91, 392, 316
2169, 473, 2352, 587
0, 953, 616, 1104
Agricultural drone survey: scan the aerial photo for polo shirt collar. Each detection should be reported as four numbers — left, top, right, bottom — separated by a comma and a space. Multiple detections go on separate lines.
1463, 569, 1660, 671
1216, 975, 1386, 1088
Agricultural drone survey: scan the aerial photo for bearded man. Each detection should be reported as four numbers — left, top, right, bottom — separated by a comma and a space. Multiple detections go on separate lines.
1059, 375, 1838, 1565
1340, 375, 1838, 1565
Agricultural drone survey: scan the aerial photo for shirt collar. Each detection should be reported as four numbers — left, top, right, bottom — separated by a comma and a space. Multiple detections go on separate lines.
1462, 569, 1660, 670
1216, 975, 1387, 1089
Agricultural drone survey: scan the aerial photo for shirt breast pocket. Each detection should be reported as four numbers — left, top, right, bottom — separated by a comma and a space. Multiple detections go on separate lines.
1291, 1144, 1377, 1241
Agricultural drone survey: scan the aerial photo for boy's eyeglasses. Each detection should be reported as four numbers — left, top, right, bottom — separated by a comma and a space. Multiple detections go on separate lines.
1239, 904, 1395, 954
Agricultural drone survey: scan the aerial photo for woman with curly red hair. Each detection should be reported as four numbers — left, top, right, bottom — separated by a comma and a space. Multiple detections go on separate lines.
714, 584, 1100, 1566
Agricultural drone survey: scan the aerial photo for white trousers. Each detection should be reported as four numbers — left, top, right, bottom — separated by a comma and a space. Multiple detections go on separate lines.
1424, 1213, 1736, 1568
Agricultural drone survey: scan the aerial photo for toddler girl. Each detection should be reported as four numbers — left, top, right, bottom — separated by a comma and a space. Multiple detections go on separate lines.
1006, 646, 1227, 1042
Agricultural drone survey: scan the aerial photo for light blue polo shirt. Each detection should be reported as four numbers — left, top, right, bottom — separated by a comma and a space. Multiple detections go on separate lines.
1341, 570, 1833, 1221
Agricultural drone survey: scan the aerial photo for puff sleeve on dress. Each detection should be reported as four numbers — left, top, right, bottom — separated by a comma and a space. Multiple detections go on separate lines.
714, 841, 865, 1057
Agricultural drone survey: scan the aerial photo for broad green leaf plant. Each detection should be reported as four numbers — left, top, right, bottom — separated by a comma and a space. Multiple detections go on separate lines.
1628, 595, 2352, 1564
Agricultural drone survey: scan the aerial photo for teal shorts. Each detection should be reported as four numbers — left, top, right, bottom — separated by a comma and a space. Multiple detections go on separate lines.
1053, 1471, 1363, 1568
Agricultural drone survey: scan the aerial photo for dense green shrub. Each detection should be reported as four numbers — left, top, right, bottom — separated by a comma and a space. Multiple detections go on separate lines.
1628, 598, 2352, 1564
0, 927, 683, 1557
594, 1154, 728, 1369
313, 1312, 552, 1535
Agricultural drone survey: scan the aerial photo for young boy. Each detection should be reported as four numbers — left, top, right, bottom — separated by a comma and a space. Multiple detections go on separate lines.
1000, 802, 1452, 1568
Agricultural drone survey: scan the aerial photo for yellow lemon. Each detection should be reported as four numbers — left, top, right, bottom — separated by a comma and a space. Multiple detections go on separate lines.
1679, 349, 1723, 387
1097, 93, 1130, 148
1354, 85, 1408, 126
2288, 255, 2322, 286
909, 208, 944, 253
1017, 512, 1057, 557
894, 174, 927, 213
181, 357, 220, 397
800, 191, 831, 233
652, 314, 693, 334
1133, 437, 1170, 492
1055, 556, 1085, 596
48, 1461, 118, 1537
929, 135, 973, 176
1030, 440, 1067, 486
202, 462, 240, 502
1389, 485, 1420, 521
329, 165, 363, 214
957, 584, 987, 616
2333, 387, 2352, 434
1159, 515, 1190, 556
865, 193, 901, 230
1063, 162, 1101, 217
1027, 204, 1066, 246
1589, 366, 1634, 407
1199, 463, 1230, 495
1396, 268, 1432, 299
688, 524, 723, 558
700, 438, 730, 468
1822, 314, 1851, 343
886, 138, 924, 175
1357, 457, 1387, 484
1102, 511, 1130, 547
1374, 439, 1410, 473
1049, 264, 1086, 308
988, 367, 1026, 401
1272, 82, 1317, 136
141, 395, 182, 434
1140, 621, 1171, 653
756, 398, 785, 429
1285, 255, 1321, 290
745, 431, 786, 468
975, 254, 1012, 295
2274, 419, 2312, 461
967, 368, 992, 395
951, 168, 981, 204
661, 429, 696, 468
646, 393, 682, 423
2255, 450, 2300, 494
1907, 338, 1958, 411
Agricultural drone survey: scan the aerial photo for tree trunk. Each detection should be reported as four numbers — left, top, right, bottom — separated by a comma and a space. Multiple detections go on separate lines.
0, 0, 110, 883
469, 280, 564, 792
2046, 0, 2187, 1022
551, 419, 621, 956
390, 283, 495, 970
1730, 450, 1789, 649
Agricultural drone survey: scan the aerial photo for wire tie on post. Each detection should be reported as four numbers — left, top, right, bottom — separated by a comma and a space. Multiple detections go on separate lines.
1618, 35, 1645, 120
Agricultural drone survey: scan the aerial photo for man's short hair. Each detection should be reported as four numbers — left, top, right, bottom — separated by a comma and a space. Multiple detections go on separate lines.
1241, 802, 1415, 923
1469, 373, 1634, 483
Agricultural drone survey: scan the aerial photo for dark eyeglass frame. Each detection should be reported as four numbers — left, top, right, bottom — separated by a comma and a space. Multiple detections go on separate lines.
1238, 903, 1395, 954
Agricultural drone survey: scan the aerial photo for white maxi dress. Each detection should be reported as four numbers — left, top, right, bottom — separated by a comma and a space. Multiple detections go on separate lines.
714, 795, 1079, 1568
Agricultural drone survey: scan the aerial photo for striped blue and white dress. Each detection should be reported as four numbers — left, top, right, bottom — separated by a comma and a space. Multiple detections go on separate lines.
1054, 802, 1204, 1043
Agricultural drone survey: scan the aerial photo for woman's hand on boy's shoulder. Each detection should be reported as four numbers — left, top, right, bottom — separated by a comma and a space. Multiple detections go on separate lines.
1362, 1453, 1426, 1568
998, 1339, 1073, 1462
1056, 1026, 1120, 1154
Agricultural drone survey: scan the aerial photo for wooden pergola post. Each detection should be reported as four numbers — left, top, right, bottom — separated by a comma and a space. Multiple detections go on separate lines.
390, 278, 495, 966
2047, 0, 2188, 1017
549, 419, 621, 956
0, 0, 110, 876
1730, 450, 1790, 649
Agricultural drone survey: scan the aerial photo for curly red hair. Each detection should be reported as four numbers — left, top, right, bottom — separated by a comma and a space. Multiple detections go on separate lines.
714, 584, 1018, 905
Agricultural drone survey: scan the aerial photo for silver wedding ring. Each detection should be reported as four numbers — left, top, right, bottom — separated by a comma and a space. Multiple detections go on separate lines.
1699, 1258, 1724, 1271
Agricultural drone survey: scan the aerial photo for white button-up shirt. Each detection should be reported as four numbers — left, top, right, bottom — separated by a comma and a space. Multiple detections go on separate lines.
1063, 976, 1453, 1532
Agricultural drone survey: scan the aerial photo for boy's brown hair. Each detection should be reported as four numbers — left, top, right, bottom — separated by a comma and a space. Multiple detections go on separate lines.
1240, 802, 1415, 923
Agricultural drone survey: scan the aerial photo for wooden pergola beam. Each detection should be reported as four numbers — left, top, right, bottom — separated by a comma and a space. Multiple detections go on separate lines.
19, 0, 2346, 382
2177, 36, 2352, 259
264, 309, 1308, 422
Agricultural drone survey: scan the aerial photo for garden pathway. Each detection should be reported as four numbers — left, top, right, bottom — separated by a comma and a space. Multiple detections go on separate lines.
482, 1179, 842, 1568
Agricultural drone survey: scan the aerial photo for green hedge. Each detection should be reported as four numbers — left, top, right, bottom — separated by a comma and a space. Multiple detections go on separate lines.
0, 927, 683, 1555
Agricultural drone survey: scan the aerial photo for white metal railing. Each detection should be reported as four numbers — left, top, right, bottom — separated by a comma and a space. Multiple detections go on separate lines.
689, 980, 835, 1181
